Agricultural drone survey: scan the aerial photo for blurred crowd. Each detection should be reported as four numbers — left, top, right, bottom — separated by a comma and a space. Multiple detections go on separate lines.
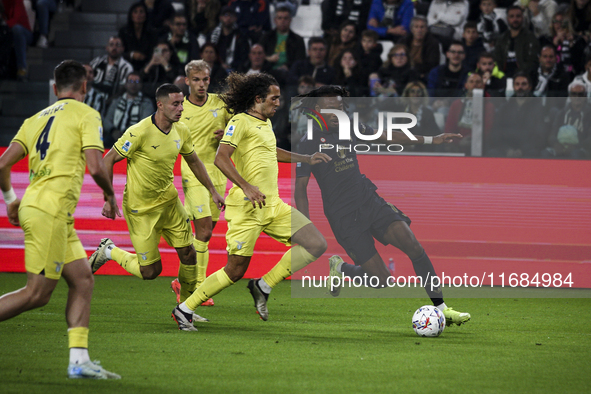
1, 0, 591, 158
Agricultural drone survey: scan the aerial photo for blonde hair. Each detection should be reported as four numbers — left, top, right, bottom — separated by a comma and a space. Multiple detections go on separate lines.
401, 81, 429, 106
185, 59, 211, 77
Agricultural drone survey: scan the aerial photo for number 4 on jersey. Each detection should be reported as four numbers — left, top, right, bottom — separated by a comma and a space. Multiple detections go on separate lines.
36, 116, 54, 160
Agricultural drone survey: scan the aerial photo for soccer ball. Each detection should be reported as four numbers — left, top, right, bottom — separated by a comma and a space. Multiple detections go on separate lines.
412, 305, 446, 337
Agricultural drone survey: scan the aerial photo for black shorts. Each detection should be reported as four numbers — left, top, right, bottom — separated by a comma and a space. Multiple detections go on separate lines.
328, 193, 411, 266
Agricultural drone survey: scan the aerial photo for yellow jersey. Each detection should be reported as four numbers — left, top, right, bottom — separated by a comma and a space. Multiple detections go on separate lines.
113, 114, 194, 214
180, 94, 232, 187
12, 98, 104, 220
220, 112, 279, 206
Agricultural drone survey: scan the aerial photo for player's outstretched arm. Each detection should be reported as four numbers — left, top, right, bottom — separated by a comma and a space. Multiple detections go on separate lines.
98, 148, 125, 219
183, 152, 225, 210
215, 143, 266, 209
276, 147, 332, 165
378, 131, 463, 145
0, 143, 26, 226
294, 176, 311, 219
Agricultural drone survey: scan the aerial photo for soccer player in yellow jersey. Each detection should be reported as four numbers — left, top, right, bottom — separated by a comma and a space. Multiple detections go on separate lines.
0, 60, 120, 379
172, 72, 331, 331
170, 60, 233, 306
89, 84, 224, 317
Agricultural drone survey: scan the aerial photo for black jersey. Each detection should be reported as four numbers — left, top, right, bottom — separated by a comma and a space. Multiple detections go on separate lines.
296, 123, 378, 219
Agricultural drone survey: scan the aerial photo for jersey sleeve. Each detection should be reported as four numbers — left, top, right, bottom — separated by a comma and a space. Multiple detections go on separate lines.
179, 124, 194, 156
81, 111, 105, 152
220, 117, 245, 149
11, 121, 29, 156
113, 126, 141, 158
295, 138, 313, 178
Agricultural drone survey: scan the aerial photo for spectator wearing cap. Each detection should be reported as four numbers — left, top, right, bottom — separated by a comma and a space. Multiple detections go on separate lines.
487, 72, 547, 158
207, 5, 250, 72
542, 80, 591, 158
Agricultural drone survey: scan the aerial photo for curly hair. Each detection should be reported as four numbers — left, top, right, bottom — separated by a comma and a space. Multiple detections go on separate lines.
220, 72, 279, 114
293, 85, 350, 112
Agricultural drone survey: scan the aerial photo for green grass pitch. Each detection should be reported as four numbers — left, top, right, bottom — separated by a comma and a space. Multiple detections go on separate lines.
1, 273, 590, 394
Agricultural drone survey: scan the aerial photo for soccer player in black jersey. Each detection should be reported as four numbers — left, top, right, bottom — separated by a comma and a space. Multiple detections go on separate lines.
295, 85, 471, 326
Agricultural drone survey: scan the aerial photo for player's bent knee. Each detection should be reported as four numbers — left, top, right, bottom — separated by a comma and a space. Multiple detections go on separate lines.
140, 263, 162, 280
306, 236, 327, 258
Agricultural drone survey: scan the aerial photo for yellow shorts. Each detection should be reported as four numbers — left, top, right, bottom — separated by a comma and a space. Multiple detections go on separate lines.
183, 183, 226, 222
19, 206, 86, 280
225, 199, 311, 256
124, 198, 193, 266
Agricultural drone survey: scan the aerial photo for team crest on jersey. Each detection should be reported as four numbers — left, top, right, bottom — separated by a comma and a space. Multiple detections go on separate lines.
174, 139, 181, 149
122, 140, 132, 152
320, 138, 326, 143
226, 125, 235, 136
210, 108, 220, 118
337, 146, 347, 159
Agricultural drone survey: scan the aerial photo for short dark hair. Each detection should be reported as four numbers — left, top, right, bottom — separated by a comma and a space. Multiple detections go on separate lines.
478, 51, 495, 62
361, 29, 379, 42
448, 40, 464, 49
275, 6, 292, 16
308, 36, 327, 50
507, 5, 523, 14
540, 45, 556, 55
220, 72, 279, 114
54, 60, 86, 92
464, 21, 478, 31
298, 75, 315, 86
126, 71, 141, 82
155, 83, 183, 102
513, 71, 531, 86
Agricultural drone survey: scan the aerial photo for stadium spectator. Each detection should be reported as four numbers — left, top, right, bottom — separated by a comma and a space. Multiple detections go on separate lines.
141, 0, 175, 34
398, 16, 441, 81
294, 85, 470, 326
34, 0, 56, 48
427, 41, 470, 97
487, 72, 547, 157
321, 0, 372, 38
568, 0, 591, 34
200, 42, 229, 92
476, 0, 507, 51
164, 13, 200, 67
119, 2, 158, 72
327, 21, 359, 67
207, 6, 250, 72
539, 6, 586, 75
237, 43, 274, 74
288, 37, 335, 87
356, 29, 383, 77
0, 59, 121, 380
259, 5, 306, 72
103, 72, 155, 147
475, 51, 507, 97
3, 0, 33, 80
462, 22, 486, 71
399, 81, 441, 141
226, 0, 272, 42
83, 64, 108, 115
531, 45, 572, 109
493, 5, 540, 78
90, 36, 134, 101
186, 0, 221, 38
372, 44, 420, 96
172, 73, 329, 329
520, 0, 557, 38
173, 74, 189, 95
572, 54, 591, 94
140, 41, 183, 97
542, 80, 591, 158
0, 3, 13, 80
427, 0, 469, 45
334, 49, 368, 96
367, 0, 414, 40
444, 73, 495, 154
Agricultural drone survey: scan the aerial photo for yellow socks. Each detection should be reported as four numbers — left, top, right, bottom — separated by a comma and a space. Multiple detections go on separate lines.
111, 247, 143, 279
262, 246, 317, 289
194, 239, 209, 286
68, 327, 89, 349
178, 262, 197, 303
185, 268, 233, 311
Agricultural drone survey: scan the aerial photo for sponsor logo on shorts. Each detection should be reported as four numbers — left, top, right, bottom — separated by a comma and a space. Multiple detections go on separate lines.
54, 261, 64, 273
235, 241, 245, 250
226, 125, 235, 136
122, 140, 132, 152
138, 252, 148, 261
